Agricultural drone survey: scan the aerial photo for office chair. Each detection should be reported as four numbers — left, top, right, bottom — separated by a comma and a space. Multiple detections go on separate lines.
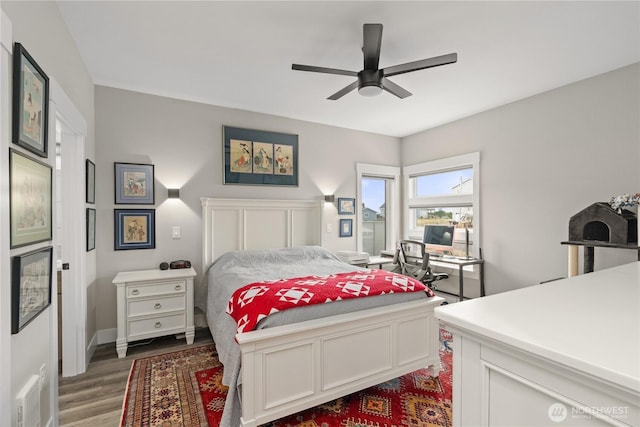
394, 240, 448, 290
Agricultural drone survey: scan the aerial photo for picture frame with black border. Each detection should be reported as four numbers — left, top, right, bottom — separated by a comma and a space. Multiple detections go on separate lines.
10, 148, 52, 248
86, 208, 96, 251
86, 159, 95, 204
12, 42, 49, 158
338, 197, 356, 215
114, 209, 155, 250
12, 246, 53, 334
223, 125, 298, 186
114, 162, 155, 204
339, 218, 353, 237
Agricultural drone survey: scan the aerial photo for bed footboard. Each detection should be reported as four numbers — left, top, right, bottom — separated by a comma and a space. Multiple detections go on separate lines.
236, 297, 443, 427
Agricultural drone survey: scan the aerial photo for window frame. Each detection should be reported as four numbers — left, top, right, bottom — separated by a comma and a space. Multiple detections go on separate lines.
403, 152, 481, 258
356, 163, 400, 253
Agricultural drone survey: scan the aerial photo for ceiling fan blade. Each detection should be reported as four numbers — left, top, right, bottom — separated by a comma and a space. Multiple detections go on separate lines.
362, 23, 382, 70
292, 64, 357, 77
328, 80, 359, 100
382, 77, 412, 99
382, 53, 458, 77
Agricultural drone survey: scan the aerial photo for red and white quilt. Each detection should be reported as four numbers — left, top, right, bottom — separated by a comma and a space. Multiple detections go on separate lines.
226, 269, 435, 333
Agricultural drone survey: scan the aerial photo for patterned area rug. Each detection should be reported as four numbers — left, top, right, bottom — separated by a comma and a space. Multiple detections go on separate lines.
121, 329, 453, 427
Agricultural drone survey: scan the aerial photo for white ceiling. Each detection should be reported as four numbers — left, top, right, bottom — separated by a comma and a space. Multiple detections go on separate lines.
56, 1, 639, 138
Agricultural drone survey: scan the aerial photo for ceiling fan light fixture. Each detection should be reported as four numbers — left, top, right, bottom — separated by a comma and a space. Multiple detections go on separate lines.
358, 83, 383, 97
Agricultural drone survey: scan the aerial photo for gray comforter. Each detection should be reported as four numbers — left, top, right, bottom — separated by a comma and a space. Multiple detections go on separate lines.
206, 246, 428, 426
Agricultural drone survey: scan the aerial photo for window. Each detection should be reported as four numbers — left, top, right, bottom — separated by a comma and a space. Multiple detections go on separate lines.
356, 163, 400, 254
404, 153, 480, 258
361, 177, 387, 255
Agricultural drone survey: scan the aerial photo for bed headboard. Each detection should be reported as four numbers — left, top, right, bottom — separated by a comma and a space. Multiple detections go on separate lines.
201, 198, 324, 273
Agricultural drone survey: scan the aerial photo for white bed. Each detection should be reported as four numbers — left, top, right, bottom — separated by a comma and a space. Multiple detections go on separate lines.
201, 198, 444, 427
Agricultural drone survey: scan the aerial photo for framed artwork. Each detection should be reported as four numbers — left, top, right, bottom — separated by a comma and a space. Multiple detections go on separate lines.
12, 43, 49, 157
114, 162, 155, 204
86, 208, 96, 251
223, 125, 298, 186
114, 209, 155, 250
339, 218, 353, 237
86, 159, 95, 204
11, 246, 53, 334
10, 149, 52, 248
338, 198, 356, 215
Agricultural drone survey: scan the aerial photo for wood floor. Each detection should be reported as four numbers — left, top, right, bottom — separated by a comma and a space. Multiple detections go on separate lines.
58, 328, 213, 426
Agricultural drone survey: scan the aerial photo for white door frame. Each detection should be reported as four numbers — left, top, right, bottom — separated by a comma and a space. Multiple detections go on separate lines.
50, 79, 88, 378
0, 10, 14, 423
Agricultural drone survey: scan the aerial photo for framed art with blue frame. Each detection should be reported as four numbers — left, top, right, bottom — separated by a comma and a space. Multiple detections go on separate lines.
114, 162, 155, 204
114, 209, 155, 250
223, 125, 298, 186
338, 198, 355, 215
339, 218, 353, 237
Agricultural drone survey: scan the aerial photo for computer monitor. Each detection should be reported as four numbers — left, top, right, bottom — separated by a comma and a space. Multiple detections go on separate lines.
423, 225, 454, 253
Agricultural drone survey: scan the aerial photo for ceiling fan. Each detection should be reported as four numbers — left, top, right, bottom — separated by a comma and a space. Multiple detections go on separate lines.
292, 23, 457, 100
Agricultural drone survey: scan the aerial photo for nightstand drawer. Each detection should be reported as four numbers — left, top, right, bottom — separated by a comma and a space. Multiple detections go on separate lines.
127, 281, 186, 298
114, 267, 196, 358
127, 295, 185, 317
128, 313, 185, 338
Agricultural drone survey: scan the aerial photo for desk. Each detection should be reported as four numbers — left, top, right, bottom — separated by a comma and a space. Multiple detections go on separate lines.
348, 256, 396, 268
370, 253, 485, 301
430, 256, 485, 301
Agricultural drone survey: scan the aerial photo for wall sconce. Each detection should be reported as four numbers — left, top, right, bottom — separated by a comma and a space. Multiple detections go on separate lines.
324, 195, 335, 203
168, 188, 180, 199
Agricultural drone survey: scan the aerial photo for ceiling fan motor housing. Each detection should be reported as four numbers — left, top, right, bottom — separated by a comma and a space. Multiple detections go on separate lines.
358, 69, 383, 96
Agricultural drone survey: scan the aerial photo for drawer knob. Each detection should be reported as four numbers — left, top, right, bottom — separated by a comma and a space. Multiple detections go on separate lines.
154, 303, 162, 309
155, 322, 162, 328
131, 289, 139, 295
175, 285, 182, 291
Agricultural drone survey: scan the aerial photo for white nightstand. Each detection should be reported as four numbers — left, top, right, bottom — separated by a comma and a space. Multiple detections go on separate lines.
112, 267, 196, 358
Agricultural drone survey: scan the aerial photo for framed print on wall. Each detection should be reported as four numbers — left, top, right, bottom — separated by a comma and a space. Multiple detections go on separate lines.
223, 125, 298, 186
338, 198, 356, 215
114, 162, 155, 204
86, 159, 95, 204
10, 149, 53, 248
12, 43, 49, 157
11, 246, 53, 334
339, 218, 353, 237
86, 208, 96, 251
114, 209, 156, 250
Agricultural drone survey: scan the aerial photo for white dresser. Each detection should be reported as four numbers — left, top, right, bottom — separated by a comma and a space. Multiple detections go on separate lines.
113, 267, 196, 358
435, 262, 639, 426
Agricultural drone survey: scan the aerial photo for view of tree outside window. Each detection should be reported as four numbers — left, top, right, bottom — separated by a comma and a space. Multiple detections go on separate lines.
361, 177, 387, 256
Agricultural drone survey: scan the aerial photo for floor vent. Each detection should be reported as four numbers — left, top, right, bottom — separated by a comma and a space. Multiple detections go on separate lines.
16, 375, 40, 427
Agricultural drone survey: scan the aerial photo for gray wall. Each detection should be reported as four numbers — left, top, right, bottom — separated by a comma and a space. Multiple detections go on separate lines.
1, 1, 95, 425
94, 86, 401, 332
402, 63, 640, 295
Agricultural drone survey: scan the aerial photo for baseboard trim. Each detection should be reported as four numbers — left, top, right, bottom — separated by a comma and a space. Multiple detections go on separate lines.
86, 332, 97, 366
97, 328, 117, 345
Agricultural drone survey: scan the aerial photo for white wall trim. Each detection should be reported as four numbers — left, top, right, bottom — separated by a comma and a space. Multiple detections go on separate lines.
0, 10, 13, 424
402, 152, 481, 258
86, 331, 97, 362
50, 78, 88, 379
97, 328, 117, 345
355, 163, 400, 253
